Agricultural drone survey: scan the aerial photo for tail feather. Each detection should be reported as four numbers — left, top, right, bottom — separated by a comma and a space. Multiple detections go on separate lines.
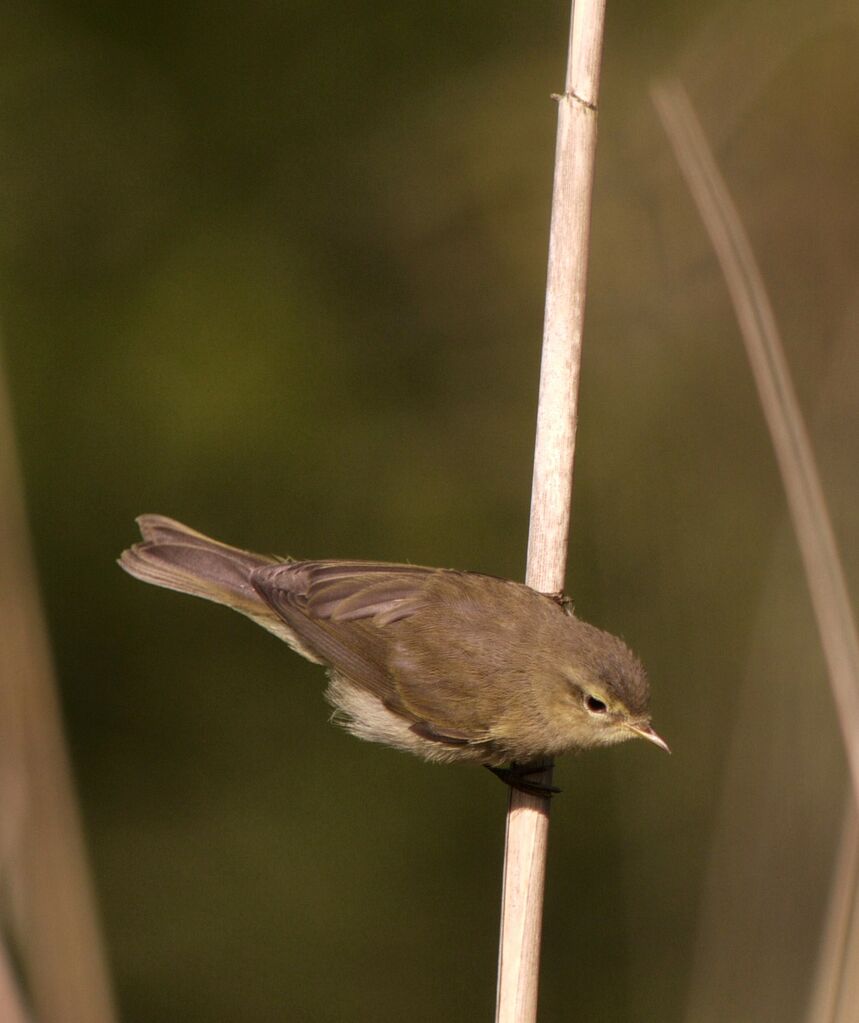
119, 515, 281, 617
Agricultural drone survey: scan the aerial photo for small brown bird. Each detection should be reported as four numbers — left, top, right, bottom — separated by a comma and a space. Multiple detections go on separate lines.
120, 516, 667, 792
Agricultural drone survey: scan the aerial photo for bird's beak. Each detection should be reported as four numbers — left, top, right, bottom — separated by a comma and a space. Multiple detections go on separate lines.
625, 722, 671, 753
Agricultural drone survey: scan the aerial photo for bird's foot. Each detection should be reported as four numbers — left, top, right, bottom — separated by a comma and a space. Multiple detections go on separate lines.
486, 760, 560, 798
548, 591, 575, 616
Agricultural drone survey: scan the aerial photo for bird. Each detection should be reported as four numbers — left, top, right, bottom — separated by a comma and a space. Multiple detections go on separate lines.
120, 515, 668, 793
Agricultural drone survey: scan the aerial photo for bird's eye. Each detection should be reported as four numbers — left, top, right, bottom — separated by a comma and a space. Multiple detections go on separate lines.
584, 694, 607, 714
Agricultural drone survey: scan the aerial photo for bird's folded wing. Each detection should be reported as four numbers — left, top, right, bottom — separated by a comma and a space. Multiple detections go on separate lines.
251, 561, 497, 747
249, 561, 434, 703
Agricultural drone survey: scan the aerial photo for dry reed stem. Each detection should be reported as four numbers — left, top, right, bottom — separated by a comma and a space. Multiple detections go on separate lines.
0, 940, 31, 1023
652, 78, 859, 808
495, 3, 607, 1021
652, 78, 859, 1023
0, 345, 117, 1023
805, 797, 859, 1023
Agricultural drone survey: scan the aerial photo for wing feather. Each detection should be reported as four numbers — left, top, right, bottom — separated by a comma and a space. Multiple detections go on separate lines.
249, 561, 436, 704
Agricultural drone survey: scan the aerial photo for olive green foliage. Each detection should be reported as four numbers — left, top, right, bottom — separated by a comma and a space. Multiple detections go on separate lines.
1, 2, 858, 1021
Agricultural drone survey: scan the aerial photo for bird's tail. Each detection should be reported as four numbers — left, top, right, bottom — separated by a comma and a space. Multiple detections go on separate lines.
119, 514, 281, 618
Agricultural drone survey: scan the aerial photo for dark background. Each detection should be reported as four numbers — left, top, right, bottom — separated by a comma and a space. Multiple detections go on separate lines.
2, 1, 858, 1020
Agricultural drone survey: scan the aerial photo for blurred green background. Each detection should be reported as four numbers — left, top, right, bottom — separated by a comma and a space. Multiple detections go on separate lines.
2, 1, 858, 1020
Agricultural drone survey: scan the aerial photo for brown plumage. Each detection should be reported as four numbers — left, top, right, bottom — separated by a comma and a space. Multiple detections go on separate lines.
120, 515, 666, 773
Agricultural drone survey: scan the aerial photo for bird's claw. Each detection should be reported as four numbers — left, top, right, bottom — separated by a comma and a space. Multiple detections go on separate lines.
486, 761, 560, 798
549, 591, 575, 616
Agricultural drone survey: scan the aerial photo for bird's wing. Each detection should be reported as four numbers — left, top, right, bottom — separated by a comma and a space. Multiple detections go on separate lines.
249, 561, 436, 704
291, 562, 435, 625
252, 561, 503, 748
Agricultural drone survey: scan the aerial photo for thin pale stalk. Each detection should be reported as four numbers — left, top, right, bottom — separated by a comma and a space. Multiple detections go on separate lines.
805, 799, 859, 1023
831, 866, 859, 1023
495, 3, 607, 1021
652, 79, 859, 1023
0, 940, 31, 1023
652, 78, 859, 810
0, 343, 117, 1023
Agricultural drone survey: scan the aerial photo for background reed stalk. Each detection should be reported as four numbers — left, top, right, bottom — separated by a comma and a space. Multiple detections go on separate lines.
653, 78, 859, 1023
0, 346, 116, 1023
